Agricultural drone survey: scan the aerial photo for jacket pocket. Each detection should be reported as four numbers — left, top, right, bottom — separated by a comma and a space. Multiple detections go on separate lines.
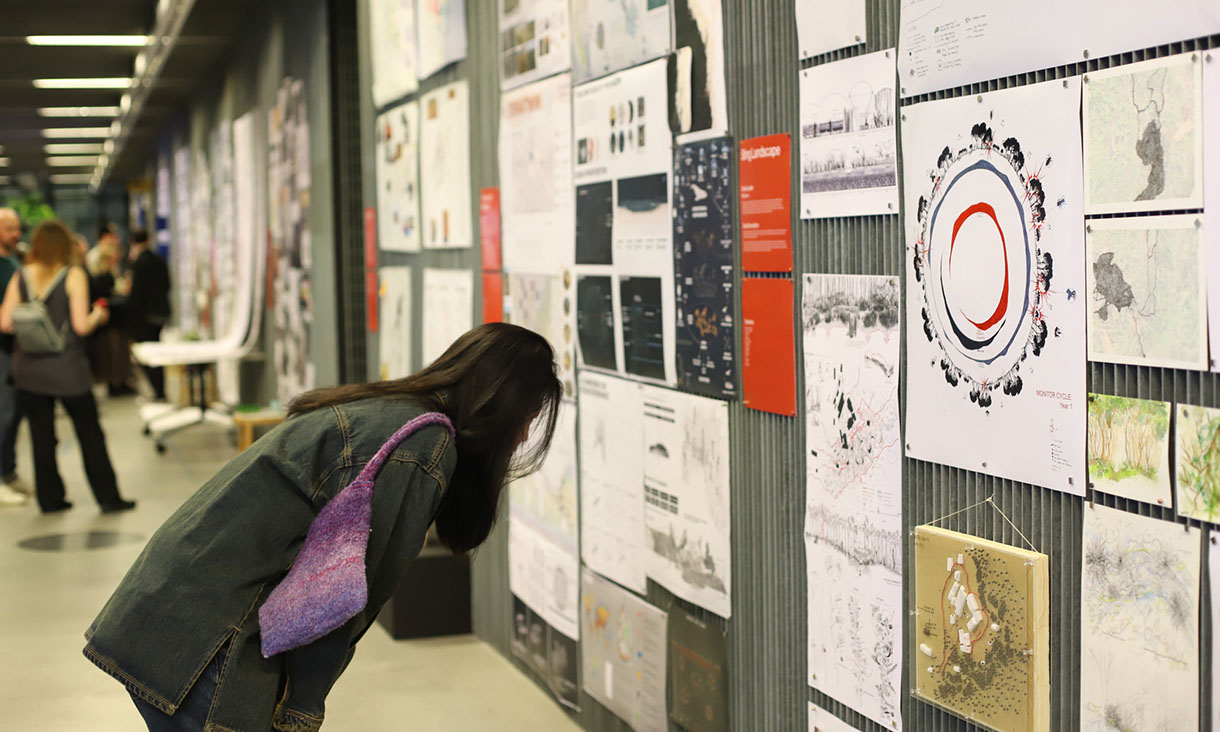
271, 705, 324, 732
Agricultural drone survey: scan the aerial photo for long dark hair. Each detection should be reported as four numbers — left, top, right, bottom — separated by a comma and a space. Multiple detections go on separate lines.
288, 323, 562, 553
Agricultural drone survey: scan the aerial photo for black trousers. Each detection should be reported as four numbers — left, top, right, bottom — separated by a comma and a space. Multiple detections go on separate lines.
18, 390, 122, 511
133, 322, 165, 400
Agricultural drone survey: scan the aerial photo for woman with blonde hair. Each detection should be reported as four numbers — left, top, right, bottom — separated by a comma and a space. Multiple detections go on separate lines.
0, 220, 134, 514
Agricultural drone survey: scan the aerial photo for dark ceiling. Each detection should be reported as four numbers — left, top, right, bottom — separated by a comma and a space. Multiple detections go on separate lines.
0, 0, 256, 187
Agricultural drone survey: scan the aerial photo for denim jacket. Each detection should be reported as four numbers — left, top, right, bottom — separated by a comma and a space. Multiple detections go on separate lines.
84, 397, 457, 732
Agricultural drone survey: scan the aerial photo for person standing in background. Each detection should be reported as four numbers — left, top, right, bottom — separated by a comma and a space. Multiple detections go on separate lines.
125, 229, 170, 401
0, 208, 28, 506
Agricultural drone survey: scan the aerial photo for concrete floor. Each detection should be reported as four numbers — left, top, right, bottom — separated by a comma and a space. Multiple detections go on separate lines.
0, 395, 579, 732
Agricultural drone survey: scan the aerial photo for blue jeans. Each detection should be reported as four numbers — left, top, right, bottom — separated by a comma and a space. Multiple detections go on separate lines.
130, 642, 229, 732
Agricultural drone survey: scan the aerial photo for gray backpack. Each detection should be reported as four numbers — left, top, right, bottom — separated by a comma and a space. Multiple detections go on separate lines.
13, 267, 70, 355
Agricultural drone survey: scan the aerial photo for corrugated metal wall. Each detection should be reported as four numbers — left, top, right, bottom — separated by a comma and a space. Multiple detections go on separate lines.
353, 2, 1219, 730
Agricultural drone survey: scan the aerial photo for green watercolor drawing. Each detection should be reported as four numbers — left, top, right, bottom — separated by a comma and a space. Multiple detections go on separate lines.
1087, 394, 1170, 484
1176, 404, 1220, 523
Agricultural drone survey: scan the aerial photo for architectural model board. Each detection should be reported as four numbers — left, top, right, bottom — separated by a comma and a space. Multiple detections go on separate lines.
1175, 403, 1220, 524
1081, 505, 1200, 732
368, 0, 417, 106
421, 267, 473, 365
672, 0, 728, 135
1086, 394, 1172, 507
1083, 53, 1203, 215
498, 0, 571, 90
375, 101, 420, 253
1086, 215, 1207, 370
669, 609, 728, 732
673, 136, 736, 399
803, 274, 902, 731
499, 74, 574, 272
580, 567, 668, 732
799, 49, 898, 218
902, 78, 1086, 494
416, 0, 467, 80
420, 81, 472, 249
795, 0, 865, 60
569, 0, 669, 83
641, 385, 732, 618
912, 526, 1050, 732
378, 266, 413, 379
577, 370, 647, 593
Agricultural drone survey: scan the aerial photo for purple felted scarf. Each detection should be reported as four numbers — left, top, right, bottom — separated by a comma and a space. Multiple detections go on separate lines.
258, 411, 455, 657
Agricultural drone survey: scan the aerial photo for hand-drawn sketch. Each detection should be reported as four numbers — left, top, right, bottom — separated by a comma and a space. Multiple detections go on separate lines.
499, 0, 570, 90
799, 49, 898, 218
375, 101, 420, 253
808, 702, 859, 732
1081, 505, 1200, 732
642, 385, 732, 618
671, 0, 727, 135
576, 275, 618, 371
581, 567, 669, 732
1086, 215, 1207, 370
903, 79, 1086, 493
673, 136, 736, 399
578, 370, 647, 593
1084, 53, 1203, 215
803, 274, 902, 731
378, 266, 412, 380
569, 0, 670, 83
1087, 394, 1172, 506
421, 267, 473, 365
369, 0, 417, 106
913, 526, 1050, 732
499, 74, 573, 271
506, 272, 575, 397
416, 0, 467, 80
268, 77, 315, 404
420, 81, 472, 249
669, 609, 727, 732
1175, 403, 1220, 524
1204, 60, 1220, 373
796, 0, 865, 59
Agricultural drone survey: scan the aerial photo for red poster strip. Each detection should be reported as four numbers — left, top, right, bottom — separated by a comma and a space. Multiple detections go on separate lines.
363, 206, 378, 269
741, 277, 796, 417
480, 188, 502, 272
365, 269, 380, 333
739, 134, 793, 273
482, 272, 504, 323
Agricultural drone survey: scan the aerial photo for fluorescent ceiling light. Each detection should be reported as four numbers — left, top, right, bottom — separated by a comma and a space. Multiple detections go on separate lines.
38, 106, 121, 118
103, 140, 115, 154
46, 156, 100, 167
44, 143, 104, 154
33, 78, 132, 89
26, 35, 150, 47
42, 127, 112, 139
50, 173, 93, 184
0, 158, 9, 167
0, 177, 11, 185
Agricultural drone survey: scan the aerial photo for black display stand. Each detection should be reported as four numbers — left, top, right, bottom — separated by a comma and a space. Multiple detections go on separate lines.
376, 545, 472, 639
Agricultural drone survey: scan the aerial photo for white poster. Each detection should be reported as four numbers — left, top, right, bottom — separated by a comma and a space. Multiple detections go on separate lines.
803, 274, 902, 732
210, 122, 239, 405
499, 73, 574, 272
573, 58, 676, 385
799, 49, 898, 218
1204, 58, 1220, 372
420, 81, 472, 249
375, 101, 420, 253
499, 0, 571, 90
509, 401, 579, 639
672, 0, 728, 136
570, 0, 670, 83
808, 703, 858, 732
416, 0, 467, 80
898, 0, 1220, 97
191, 149, 213, 337
795, 0, 865, 60
902, 78, 1086, 494
577, 370, 646, 593
369, 0, 418, 106
641, 385, 731, 618
421, 267, 473, 365
1084, 53, 1204, 215
505, 272, 576, 397
580, 566, 669, 732
172, 144, 196, 336
1081, 505, 1200, 732
378, 266, 412, 380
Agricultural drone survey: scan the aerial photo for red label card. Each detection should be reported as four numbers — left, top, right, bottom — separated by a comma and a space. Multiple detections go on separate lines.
363, 206, 377, 269
365, 269, 379, 333
739, 134, 792, 273
480, 188, 502, 272
741, 277, 796, 417
482, 272, 504, 323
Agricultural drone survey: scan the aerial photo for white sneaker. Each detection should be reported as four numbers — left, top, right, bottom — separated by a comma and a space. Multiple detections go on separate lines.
0, 484, 27, 506
3, 478, 31, 496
